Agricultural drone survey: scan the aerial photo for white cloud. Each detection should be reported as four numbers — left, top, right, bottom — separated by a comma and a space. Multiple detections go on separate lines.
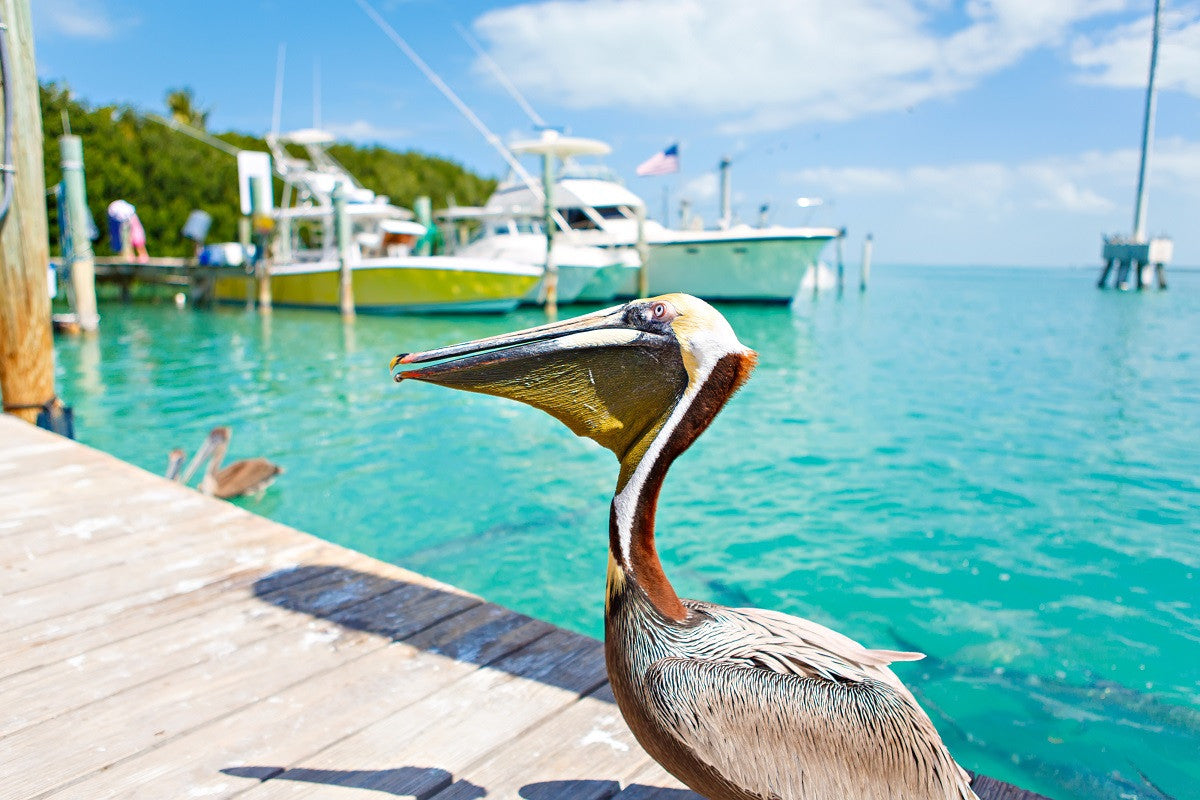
1071, 3, 1200, 96
791, 140, 1200, 219
326, 119, 411, 143
474, 0, 1126, 132
34, 0, 120, 39
682, 172, 718, 200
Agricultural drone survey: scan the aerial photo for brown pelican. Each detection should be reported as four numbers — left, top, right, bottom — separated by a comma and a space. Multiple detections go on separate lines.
165, 448, 186, 481
391, 295, 979, 800
177, 426, 283, 499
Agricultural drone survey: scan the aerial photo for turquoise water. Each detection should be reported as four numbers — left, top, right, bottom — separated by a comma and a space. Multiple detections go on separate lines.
50, 266, 1198, 799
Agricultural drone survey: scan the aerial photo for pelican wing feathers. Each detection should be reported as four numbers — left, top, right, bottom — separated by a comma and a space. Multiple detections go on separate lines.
643, 656, 976, 800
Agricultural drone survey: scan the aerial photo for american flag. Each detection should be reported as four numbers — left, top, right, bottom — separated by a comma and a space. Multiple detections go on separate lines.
636, 143, 680, 177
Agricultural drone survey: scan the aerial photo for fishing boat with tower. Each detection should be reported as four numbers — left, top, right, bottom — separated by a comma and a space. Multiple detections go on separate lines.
211, 128, 541, 313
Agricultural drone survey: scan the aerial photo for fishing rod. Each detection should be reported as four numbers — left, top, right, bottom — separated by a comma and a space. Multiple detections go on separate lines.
146, 114, 241, 158
354, 0, 540, 194
453, 22, 546, 129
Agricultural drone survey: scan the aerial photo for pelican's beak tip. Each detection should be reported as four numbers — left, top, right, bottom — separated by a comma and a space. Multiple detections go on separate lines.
389, 353, 409, 372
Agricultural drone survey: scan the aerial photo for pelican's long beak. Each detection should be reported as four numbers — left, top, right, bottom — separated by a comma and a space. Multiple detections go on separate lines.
390, 304, 633, 377
389, 302, 687, 460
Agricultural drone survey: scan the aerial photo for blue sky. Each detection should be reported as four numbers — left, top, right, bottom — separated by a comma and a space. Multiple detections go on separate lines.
33, 0, 1200, 266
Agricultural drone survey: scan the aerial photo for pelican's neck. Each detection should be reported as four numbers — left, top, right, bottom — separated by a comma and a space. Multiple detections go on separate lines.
207, 435, 228, 476
607, 350, 757, 624
199, 435, 229, 494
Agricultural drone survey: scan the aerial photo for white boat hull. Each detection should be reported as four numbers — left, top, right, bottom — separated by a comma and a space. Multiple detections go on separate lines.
607, 232, 837, 301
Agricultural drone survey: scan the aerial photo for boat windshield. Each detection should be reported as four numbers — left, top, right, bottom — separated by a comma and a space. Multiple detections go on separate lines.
558, 162, 622, 183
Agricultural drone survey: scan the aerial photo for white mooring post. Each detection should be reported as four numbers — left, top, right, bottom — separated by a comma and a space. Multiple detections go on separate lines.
540, 150, 558, 318
333, 181, 355, 319
58, 135, 98, 332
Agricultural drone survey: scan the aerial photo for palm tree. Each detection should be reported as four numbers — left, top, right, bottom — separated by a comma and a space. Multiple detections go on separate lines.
165, 87, 209, 129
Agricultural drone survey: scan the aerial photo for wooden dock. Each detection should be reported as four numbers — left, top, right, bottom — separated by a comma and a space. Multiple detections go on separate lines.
87, 257, 252, 304
0, 416, 695, 799
1, 417, 1040, 800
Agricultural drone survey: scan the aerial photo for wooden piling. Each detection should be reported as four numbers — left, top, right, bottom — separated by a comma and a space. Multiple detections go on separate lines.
58, 135, 99, 332
1097, 258, 1114, 289
636, 205, 650, 299
859, 234, 873, 292
835, 231, 845, 294
333, 181, 355, 319
251, 175, 272, 312
0, 0, 55, 425
539, 152, 558, 317
238, 216, 254, 309
1115, 259, 1131, 290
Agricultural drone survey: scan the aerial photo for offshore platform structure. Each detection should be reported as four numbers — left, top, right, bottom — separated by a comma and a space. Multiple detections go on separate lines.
1098, 0, 1172, 291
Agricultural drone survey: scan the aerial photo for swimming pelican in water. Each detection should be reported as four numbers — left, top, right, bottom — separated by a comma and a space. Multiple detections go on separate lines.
177, 426, 283, 499
391, 294, 979, 800
165, 448, 187, 481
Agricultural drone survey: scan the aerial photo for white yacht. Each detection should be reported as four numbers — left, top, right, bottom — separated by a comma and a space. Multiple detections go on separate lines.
489, 134, 842, 302
437, 207, 628, 304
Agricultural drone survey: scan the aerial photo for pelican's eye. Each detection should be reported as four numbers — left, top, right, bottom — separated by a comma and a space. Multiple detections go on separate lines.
650, 302, 677, 322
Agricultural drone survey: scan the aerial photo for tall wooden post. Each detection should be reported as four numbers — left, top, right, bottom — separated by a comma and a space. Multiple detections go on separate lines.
238, 216, 253, 309
835, 231, 845, 295
332, 181, 355, 319
636, 205, 650, 299
0, 0, 55, 425
540, 152, 558, 317
58, 135, 98, 331
251, 175, 272, 312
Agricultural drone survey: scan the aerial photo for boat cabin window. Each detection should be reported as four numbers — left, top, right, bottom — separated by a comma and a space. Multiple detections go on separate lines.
557, 207, 598, 230
594, 205, 632, 220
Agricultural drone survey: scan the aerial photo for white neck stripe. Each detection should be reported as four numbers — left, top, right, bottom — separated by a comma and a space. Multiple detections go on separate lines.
611, 356, 719, 568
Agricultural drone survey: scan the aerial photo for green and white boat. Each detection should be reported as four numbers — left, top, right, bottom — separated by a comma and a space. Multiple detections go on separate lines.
214, 129, 539, 314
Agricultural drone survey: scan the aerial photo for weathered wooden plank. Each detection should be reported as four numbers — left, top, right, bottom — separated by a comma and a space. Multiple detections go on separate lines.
613, 762, 699, 800
0, 471, 243, 562
0, 562, 407, 737
0, 515, 302, 631
427, 683, 654, 800
0, 542, 340, 680
1, 616, 384, 799
230, 630, 608, 799
1, 496, 248, 594
42, 601, 557, 799
403, 601, 558, 667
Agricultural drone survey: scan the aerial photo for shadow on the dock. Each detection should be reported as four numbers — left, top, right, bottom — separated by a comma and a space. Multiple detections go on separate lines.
251, 564, 602, 697
222, 765, 485, 797
248, 566, 1055, 800
522, 780, 697, 799
221, 766, 697, 799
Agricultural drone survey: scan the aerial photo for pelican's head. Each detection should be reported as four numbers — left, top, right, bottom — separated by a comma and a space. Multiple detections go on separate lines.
390, 294, 757, 467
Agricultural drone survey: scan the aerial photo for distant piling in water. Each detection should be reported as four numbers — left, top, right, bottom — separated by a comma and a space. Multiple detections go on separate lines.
251, 175, 273, 312
835, 230, 845, 295
58, 134, 99, 332
636, 205, 650, 299
333, 181, 355, 319
860, 234, 873, 292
